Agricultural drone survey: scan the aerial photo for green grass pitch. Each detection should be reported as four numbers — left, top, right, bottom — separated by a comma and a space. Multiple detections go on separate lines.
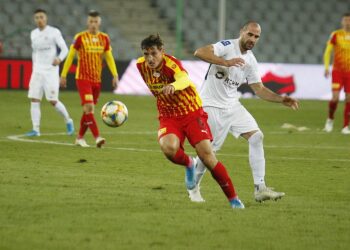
0, 90, 349, 250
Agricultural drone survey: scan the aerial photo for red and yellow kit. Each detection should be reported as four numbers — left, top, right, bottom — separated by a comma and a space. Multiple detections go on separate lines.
136, 54, 202, 118
61, 31, 118, 104
136, 54, 212, 147
324, 29, 350, 92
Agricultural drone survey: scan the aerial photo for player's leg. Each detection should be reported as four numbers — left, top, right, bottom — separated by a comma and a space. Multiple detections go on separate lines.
27, 73, 43, 136
90, 83, 105, 147
324, 71, 342, 132
44, 73, 74, 135
158, 122, 196, 190
341, 76, 350, 134
186, 110, 244, 208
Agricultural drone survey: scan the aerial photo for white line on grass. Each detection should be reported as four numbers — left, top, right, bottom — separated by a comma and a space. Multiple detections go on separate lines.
5, 133, 350, 163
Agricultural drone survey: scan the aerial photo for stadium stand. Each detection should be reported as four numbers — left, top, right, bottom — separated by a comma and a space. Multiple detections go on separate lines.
0, 0, 347, 63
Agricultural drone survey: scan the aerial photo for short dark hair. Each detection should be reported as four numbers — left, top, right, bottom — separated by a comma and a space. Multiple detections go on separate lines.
241, 20, 260, 30
343, 13, 350, 17
141, 34, 164, 50
88, 10, 100, 17
34, 8, 46, 14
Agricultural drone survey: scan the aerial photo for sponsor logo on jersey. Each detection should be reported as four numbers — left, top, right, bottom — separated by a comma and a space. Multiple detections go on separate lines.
158, 127, 167, 137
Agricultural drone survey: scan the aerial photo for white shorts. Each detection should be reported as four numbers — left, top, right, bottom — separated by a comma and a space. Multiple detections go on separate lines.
28, 71, 59, 101
204, 104, 260, 151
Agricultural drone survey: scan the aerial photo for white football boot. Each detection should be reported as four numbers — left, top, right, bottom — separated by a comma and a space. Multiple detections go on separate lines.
254, 185, 285, 202
96, 137, 106, 148
188, 184, 205, 203
323, 118, 334, 132
341, 126, 350, 135
75, 138, 90, 147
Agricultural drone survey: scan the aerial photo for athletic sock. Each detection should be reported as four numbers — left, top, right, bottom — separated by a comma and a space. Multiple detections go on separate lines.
343, 102, 350, 128
78, 113, 88, 138
210, 162, 237, 201
85, 113, 99, 139
54, 100, 70, 123
248, 131, 266, 186
195, 156, 207, 185
30, 102, 41, 132
328, 101, 338, 120
171, 148, 192, 167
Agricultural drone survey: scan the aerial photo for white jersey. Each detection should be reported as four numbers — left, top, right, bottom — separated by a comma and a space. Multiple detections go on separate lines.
31, 25, 68, 73
200, 39, 261, 109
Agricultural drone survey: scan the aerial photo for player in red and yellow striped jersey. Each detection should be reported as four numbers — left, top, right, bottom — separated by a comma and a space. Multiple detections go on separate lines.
323, 13, 350, 134
60, 10, 119, 147
136, 34, 244, 209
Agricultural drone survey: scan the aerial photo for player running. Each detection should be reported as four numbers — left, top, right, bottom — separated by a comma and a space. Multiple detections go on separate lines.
60, 10, 119, 147
26, 9, 74, 137
323, 13, 350, 134
136, 34, 244, 209
190, 21, 299, 203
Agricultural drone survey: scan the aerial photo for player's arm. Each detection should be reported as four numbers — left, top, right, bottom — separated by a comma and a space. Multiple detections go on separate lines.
104, 50, 119, 89
323, 40, 334, 78
194, 44, 244, 67
59, 45, 76, 88
250, 82, 299, 110
53, 30, 68, 66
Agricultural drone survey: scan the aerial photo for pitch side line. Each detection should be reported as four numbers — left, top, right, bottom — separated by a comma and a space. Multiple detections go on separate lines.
5, 133, 350, 163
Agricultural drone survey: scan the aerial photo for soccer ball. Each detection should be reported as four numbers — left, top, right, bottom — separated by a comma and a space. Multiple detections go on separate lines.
101, 101, 128, 127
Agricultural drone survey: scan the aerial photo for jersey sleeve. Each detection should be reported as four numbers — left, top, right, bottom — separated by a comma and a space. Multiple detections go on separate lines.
212, 40, 232, 57
54, 29, 68, 61
329, 32, 337, 45
169, 57, 193, 91
104, 34, 112, 51
73, 34, 82, 50
246, 56, 261, 84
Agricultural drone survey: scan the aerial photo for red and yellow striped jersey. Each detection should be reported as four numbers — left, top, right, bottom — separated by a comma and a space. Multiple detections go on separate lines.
329, 29, 350, 72
136, 54, 202, 118
72, 31, 111, 82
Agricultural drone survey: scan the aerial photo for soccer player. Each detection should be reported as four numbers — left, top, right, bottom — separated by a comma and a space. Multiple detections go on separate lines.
60, 10, 119, 147
191, 21, 299, 203
136, 34, 244, 209
323, 13, 350, 134
26, 9, 74, 137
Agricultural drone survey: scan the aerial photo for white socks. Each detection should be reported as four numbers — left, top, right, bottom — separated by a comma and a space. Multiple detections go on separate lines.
248, 131, 266, 186
54, 101, 71, 123
30, 102, 41, 132
194, 156, 207, 186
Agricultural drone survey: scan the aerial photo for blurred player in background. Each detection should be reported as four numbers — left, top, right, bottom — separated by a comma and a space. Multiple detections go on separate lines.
323, 13, 350, 134
60, 10, 119, 147
192, 21, 299, 203
137, 34, 244, 209
26, 9, 74, 137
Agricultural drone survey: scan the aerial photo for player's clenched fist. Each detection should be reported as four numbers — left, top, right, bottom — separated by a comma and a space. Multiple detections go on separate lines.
282, 96, 299, 110
225, 57, 245, 67
162, 85, 175, 95
60, 77, 67, 88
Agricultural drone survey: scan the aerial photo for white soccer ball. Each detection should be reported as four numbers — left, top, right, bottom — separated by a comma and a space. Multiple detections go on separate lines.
101, 101, 128, 127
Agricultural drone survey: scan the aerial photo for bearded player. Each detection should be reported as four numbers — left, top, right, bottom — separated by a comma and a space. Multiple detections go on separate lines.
190, 21, 299, 203
60, 10, 119, 147
136, 34, 244, 209
26, 9, 74, 137
323, 13, 350, 134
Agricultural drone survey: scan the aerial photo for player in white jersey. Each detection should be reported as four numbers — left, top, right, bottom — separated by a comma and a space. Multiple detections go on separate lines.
26, 9, 74, 137
189, 21, 299, 203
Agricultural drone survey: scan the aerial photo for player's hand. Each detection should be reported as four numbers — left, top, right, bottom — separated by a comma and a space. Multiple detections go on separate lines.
282, 96, 299, 110
225, 58, 245, 67
112, 76, 119, 90
324, 69, 330, 78
162, 85, 175, 95
60, 77, 67, 88
52, 58, 61, 66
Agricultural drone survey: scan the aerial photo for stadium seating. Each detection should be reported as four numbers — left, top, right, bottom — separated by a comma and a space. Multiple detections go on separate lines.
0, 0, 347, 63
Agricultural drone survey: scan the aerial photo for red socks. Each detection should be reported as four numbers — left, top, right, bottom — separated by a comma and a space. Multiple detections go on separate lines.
78, 113, 99, 139
210, 162, 237, 201
344, 102, 350, 127
171, 148, 191, 167
328, 101, 338, 120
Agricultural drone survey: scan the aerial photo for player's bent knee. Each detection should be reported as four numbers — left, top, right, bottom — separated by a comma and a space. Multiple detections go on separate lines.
160, 142, 179, 158
197, 150, 217, 169
248, 131, 264, 145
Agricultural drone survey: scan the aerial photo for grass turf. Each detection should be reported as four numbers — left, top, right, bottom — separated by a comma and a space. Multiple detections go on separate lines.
0, 90, 349, 250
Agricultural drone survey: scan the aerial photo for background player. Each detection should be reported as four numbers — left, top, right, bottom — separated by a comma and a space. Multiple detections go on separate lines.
26, 9, 74, 137
323, 13, 350, 134
136, 34, 244, 209
191, 21, 299, 203
60, 10, 119, 147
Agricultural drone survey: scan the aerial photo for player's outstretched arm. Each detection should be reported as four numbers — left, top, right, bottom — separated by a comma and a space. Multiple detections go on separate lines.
194, 45, 244, 67
250, 82, 299, 110
104, 50, 119, 89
